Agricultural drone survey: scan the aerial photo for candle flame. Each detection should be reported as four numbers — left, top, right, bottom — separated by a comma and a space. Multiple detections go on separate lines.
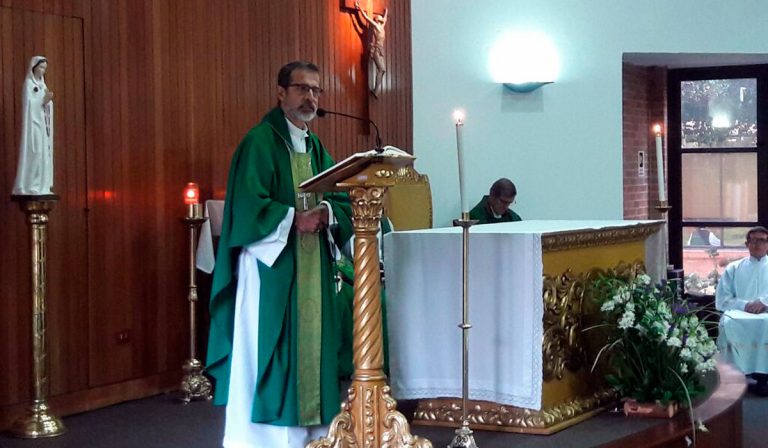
184, 182, 200, 205
653, 124, 662, 135
453, 109, 465, 124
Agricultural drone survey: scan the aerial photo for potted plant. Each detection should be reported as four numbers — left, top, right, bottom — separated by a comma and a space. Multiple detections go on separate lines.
589, 273, 718, 418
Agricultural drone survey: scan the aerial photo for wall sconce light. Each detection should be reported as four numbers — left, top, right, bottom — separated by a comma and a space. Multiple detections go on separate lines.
489, 30, 560, 93
503, 81, 553, 93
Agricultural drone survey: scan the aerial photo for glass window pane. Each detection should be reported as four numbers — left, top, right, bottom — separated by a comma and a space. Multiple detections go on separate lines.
681, 153, 757, 221
682, 225, 749, 295
681, 78, 757, 148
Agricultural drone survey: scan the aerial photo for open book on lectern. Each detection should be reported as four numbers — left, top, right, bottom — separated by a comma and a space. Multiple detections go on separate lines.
300, 145, 414, 192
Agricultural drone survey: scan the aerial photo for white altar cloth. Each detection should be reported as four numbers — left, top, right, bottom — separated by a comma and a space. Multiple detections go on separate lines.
196, 200, 225, 274
382, 220, 663, 411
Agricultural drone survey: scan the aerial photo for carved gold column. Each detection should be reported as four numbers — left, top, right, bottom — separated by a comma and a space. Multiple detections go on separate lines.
9, 196, 66, 438
309, 166, 431, 448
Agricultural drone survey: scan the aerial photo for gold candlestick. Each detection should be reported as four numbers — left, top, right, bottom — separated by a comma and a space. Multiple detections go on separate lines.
179, 214, 212, 403
655, 200, 672, 272
449, 212, 479, 448
9, 195, 66, 438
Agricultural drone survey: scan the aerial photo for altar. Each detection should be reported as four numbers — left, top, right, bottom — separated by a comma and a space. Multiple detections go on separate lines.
382, 220, 665, 434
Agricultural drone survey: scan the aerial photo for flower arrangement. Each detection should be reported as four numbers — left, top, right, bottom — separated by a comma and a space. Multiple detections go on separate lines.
590, 273, 718, 407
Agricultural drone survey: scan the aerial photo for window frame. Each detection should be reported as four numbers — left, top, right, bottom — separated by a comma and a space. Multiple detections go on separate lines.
668, 64, 768, 268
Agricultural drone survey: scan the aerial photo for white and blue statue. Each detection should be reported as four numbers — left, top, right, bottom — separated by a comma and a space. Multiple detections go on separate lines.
12, 55, 54, 196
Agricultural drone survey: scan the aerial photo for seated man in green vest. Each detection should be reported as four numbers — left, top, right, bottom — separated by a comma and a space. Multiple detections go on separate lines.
469, 178, 522, 224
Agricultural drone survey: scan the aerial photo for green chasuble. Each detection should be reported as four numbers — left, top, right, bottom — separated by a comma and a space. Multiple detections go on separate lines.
468, 195, 522, 224
206, 107, 354, 427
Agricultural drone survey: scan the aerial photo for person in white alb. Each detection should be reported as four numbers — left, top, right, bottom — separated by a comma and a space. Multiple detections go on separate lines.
716, 226, 768, 395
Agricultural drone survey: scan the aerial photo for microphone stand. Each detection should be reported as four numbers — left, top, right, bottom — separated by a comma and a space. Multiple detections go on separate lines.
316, 108, 383, 152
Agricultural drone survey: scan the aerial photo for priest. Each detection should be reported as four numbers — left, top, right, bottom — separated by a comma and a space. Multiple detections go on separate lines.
469, 178, 522, 224
206, 61, 354, 447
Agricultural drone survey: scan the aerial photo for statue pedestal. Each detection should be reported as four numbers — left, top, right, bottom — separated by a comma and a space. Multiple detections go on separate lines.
8, 195, 66, 438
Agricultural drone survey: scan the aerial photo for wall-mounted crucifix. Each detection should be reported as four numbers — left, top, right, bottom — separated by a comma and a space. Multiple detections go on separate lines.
344, 0, 389, 99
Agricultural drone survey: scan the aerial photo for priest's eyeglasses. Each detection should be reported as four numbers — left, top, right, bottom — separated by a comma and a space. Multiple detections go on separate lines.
288, 83, 324, 97
748, 237, 768, 244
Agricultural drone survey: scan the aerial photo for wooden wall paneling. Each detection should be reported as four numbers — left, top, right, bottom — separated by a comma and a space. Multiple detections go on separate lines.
45, 11, 88, 397
0, 0, 84, 17
149, 0, 173, 374
2, 0, 412, 425
0, 6, 32, 409
88, 0, 133, 387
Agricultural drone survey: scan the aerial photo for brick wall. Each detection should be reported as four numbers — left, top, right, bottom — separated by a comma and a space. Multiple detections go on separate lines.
622, 63, 667, 219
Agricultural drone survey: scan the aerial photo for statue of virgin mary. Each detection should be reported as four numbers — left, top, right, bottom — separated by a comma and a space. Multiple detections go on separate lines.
12, 56, 54, 196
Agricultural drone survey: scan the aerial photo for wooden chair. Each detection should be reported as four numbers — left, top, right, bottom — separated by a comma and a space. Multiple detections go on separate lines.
383, 166, 432, 230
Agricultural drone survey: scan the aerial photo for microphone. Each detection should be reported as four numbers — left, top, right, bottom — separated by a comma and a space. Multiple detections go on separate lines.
316, 108, 383, 152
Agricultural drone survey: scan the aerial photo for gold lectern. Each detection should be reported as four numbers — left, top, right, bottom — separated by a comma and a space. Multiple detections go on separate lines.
302, 148, 431, 448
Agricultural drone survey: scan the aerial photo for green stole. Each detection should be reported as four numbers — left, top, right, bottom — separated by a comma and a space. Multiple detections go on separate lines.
288, 145, 323, 426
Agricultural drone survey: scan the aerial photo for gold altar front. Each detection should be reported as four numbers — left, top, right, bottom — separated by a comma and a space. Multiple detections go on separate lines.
413, 223, 660, 434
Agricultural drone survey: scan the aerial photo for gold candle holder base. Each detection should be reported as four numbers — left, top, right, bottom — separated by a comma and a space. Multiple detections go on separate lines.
180, 358, 213, 404
655, 200, 671, 216
448, 424, 478, 448
8, 401, 66, 438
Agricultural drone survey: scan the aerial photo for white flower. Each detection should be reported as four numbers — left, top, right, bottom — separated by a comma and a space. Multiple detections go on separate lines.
613, 287, 631, 304
695, 358, 717, 372
680, 347, 692, 359
618, 310, 636, 329
680, 363, 689, 374
667, 336, 682, 347
601, 300, 616, 312
636, 274, 652, 285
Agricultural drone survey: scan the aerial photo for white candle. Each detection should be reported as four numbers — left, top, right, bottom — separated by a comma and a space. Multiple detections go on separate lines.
454, 110, 469, 214
654, 124, 666, 202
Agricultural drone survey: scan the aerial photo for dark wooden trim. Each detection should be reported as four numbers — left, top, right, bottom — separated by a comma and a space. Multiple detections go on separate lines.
599, 361, 746, 448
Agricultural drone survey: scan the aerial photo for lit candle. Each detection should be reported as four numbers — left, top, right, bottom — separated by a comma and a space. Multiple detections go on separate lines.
184, 182, 201, 218
653, 124, 665, 202
454, 109, 469, 215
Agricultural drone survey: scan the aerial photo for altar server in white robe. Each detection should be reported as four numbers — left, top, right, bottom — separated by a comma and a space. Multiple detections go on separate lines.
716, 226, 768, 395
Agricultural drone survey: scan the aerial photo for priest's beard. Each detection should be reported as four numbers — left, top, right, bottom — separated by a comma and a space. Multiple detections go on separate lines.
286, 102, 317, 124
294, 110, 316, 122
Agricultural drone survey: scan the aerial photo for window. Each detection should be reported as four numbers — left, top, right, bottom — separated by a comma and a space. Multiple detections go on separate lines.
668, 65, 768, 295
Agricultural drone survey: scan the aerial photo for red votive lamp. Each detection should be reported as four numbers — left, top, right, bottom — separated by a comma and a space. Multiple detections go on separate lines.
184, 182, 202, 218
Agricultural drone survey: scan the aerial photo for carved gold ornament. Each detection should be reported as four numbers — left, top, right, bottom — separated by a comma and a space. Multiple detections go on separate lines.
542, 223, 661, 252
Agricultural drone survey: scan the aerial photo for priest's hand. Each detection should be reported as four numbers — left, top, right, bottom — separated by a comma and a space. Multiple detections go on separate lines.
744, 299, 767, 314
295, 206, 329, 234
